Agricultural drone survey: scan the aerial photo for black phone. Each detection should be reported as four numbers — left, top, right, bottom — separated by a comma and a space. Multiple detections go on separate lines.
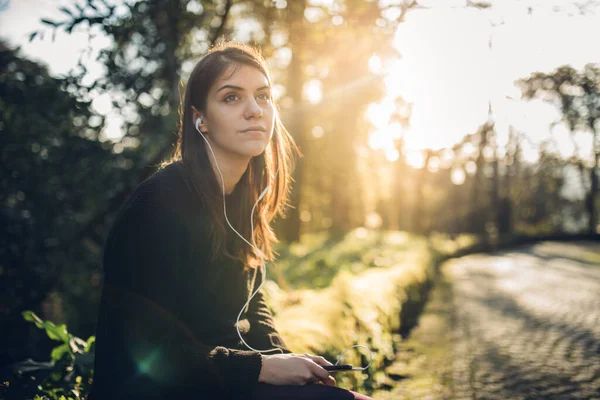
323, 364, 353, 371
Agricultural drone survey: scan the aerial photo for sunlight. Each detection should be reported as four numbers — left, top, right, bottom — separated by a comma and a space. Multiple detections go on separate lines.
366, 100, 393, 130
368, 55, 383, 74
365, 212, 383, 229
451, 167, 466, 185
366, 99, 409, 160
368, 131, 390, 151
385, 148, 400, 162
102, 117, 125, 142
405, 149, 426, 169
371, 3, 600, 165
303, 79, 322, 104
465, 160, 477, 176
354, 227, 369, 239
368, 123, 404, 159
391, 7, 492, 152
311, 125, 325, 138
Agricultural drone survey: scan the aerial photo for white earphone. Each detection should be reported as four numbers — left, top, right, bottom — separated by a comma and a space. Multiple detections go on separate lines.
194, 116, 277, 354
193, 116, 372, 369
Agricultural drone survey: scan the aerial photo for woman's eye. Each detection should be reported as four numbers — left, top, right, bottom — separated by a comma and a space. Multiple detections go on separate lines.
257, 93, 271, 101
224, 93, 239, 102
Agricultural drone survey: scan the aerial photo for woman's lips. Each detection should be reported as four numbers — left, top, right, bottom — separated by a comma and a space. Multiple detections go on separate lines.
241, 129, 264, 136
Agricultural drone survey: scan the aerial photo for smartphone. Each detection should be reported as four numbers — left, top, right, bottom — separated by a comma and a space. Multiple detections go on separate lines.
323, 364, 353, 371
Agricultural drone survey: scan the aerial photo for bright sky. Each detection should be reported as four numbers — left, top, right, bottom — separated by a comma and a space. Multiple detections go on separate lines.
367, 0, 600, 168
0, 0, 111, 79
1, 0, 599, 170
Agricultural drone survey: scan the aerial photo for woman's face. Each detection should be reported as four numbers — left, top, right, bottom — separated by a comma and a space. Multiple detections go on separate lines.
195, 64, 275, 163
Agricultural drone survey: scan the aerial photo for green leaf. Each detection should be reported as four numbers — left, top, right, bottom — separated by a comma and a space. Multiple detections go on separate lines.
42, 321, 70, 343
22, 310, 44, 329
23, 311, 72, 344
85, 335, 96, 352
50, 343, 70, 363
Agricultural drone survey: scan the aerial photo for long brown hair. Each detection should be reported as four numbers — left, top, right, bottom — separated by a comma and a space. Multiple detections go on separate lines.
162, 41, 300, 270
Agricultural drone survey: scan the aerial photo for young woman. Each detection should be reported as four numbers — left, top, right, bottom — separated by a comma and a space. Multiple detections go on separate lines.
88, 42, 373, 400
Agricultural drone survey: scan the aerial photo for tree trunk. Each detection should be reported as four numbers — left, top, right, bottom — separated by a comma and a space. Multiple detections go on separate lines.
490, 130, 500, 236
412, 150, 432, 234
471, 125, 489, 235
587, 128, 599, 233
279, 0, 307, 243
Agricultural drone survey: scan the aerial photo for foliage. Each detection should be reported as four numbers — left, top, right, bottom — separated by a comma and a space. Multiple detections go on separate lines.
273, 228, 424, 289
517, 64, 600, 233
265, 229, 437, 393
0, 43, 121, 361
0, 312, 95, 400
2, 229, 436, 398
1, 0, 233, 363
517, 64, 600, 135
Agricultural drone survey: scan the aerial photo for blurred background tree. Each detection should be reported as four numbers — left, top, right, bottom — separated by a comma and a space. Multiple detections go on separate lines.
1, 0, 234, 366
517, 64, 600, 234
0, 42, 118, 364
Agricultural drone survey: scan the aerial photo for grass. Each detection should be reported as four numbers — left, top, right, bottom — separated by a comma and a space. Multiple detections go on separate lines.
272, 229, 420, 289
371, 263, 455, 400
264, 228, 441, 393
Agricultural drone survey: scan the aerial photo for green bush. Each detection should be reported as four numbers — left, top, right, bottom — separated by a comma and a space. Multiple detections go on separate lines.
0, 311, 94, 400
274, 228, 422, 289
266, 229, 438, 393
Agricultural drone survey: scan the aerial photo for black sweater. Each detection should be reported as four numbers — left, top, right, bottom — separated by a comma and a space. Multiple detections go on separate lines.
88, 161, 291, 400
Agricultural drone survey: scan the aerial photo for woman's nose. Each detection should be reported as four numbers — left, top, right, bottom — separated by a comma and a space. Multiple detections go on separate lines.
245, 98, 263, 119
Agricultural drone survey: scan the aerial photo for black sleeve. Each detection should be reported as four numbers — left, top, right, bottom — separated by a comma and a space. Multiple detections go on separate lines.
91, 202, 262, 399
245, 267, 293, 354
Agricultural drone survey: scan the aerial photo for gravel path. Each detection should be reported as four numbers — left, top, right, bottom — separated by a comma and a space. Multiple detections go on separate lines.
449, 241, 600, 400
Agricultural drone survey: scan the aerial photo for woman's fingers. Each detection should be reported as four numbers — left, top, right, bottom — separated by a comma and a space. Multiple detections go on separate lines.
303, 353, 333, 367
302, 353, 337, 386
307, 360, 337, 387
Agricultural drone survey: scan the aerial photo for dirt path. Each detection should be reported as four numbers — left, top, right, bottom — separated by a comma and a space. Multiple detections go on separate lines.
374, 241, 600, 400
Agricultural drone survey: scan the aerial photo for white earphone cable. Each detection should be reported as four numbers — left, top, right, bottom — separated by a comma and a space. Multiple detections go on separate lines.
195, 119, 373, 368
196, 120, 281, 354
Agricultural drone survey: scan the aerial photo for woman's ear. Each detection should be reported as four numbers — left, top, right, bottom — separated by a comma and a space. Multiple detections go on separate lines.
191, 106, 207, 133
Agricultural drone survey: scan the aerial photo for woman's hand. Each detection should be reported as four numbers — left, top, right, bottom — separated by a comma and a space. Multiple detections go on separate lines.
258, 353, 336, 386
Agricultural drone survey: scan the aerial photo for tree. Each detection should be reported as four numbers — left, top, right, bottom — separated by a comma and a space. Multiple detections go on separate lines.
279, 0, 308, 242
518, 64, 600, 233
0, 42, 117, 364
0, 0, 234, 360
32, 0, 234, 255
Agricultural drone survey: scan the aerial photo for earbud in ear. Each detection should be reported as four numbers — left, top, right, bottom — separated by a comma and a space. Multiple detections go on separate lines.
195, 117, 203, 129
